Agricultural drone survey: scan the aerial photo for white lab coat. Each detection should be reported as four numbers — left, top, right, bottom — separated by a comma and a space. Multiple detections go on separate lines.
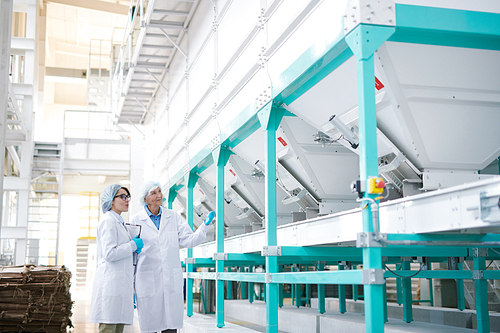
88, 211, 136, 324
131, 207, 209, 332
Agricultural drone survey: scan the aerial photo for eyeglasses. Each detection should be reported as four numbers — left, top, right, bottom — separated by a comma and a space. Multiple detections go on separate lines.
114, 194, 131, 201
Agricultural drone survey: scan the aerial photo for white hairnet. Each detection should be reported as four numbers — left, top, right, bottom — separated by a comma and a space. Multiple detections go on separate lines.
138, 181, 162, 205
101, 184, 123, 213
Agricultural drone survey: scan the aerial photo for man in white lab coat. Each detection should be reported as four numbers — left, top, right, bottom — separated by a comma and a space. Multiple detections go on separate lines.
131, 181, 215, 333
89, 184, 144, 333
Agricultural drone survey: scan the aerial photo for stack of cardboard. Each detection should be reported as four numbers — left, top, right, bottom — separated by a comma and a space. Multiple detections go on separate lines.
0, 265, 73, 332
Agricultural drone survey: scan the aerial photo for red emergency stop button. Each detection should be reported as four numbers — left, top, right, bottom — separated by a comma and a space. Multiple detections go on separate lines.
376, 179, 385, 188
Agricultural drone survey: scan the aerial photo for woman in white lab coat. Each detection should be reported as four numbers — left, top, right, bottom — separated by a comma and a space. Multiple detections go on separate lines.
131, 181, 215, 333
89, 184, 143, 333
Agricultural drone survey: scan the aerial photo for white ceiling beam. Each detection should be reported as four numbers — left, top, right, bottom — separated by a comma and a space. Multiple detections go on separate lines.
45, 0, 128, 15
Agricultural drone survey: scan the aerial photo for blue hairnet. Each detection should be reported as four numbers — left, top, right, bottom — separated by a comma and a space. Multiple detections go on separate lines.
138, 181, 161, 205
101, 184, 123, 213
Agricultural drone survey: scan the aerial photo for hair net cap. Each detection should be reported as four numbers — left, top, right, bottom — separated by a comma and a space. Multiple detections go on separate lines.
101, 184, 123, 213
139, 181, 161, 205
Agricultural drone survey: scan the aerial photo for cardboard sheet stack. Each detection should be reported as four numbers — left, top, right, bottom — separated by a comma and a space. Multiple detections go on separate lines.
0, 265, 73, 332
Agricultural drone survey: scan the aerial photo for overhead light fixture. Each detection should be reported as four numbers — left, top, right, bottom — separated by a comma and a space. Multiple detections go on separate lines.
328, 115, 359, 149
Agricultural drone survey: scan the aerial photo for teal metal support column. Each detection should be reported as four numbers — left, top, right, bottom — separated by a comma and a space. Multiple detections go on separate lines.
278, 265, 283, 308
473, 249, 490, 333
352, 265, 359, 302
402, 260, 413, 323
257, 103, 285, 333
184, 172, 199, 317
457, 263, 465, 311
345, 23, 394, 333
249, 281, 254, 303
249, 266, 254, 304
396, 264, 403, 305
318, 263, 325, 314
428, 278, 434, 307
278, 283, 283, 307
242, 273, 247, 299
228, 279, 233, 299
212, 146, 232, 328
383, 282, 388, 323
338, 264, 346, 314
306, 283, 310, 307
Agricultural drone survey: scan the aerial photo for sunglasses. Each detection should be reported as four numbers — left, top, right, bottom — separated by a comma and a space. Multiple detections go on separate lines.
114, 194, 131, 201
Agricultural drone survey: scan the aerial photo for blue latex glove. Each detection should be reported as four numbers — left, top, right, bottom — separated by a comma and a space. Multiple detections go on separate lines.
132, 236, 143, 253
204, 211, 215, 226
133, 293, 137, 309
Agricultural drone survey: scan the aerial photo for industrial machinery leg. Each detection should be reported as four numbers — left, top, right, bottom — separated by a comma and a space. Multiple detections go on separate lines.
185, 172, 198, 318
402, 260, 413, 323
474, 249, 490, 333
338, 264, 346, 314
318, 263, 325, 314
457, 262, 465, 311
212, 147, 231, 328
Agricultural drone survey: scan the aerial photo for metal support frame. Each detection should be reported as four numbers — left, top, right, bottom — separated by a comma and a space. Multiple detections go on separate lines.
401, 260, 413, 323
317, 263, 325, 314
184, 171, 199, 317
257, 103, 284, 333
473, 247, 490, 333
212, 146, 231, 328
456, 262, 465, 311
338, 264, 346, 314
140, 3, 500, 332
345, 22, 395, 332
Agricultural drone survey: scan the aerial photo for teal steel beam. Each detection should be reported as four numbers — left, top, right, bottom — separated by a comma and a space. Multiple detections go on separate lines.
391, 4, 500, 51
318, 263, 325, 314
402, 261, 413, 323
473, 249, 489, 333
385, 270, 476, 279
338, 264, 346, 314
188, 272, 217, 280
268, 245, 470, 260
345, 23, 395, 333
257, 102, 285, 333
167, 188, 177, 209
387, 233, 500, 243
182, 258, 214, 266
184, 172, 199, 317
270, 270, 363, 285
212, 146, 232, 328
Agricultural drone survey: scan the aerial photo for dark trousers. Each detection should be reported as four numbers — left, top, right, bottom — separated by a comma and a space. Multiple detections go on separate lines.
161, 330, 176, 333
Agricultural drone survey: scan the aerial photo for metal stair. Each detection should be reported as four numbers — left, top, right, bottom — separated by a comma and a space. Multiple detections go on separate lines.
27, 142, 64, 265
463, 260, 500, 312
